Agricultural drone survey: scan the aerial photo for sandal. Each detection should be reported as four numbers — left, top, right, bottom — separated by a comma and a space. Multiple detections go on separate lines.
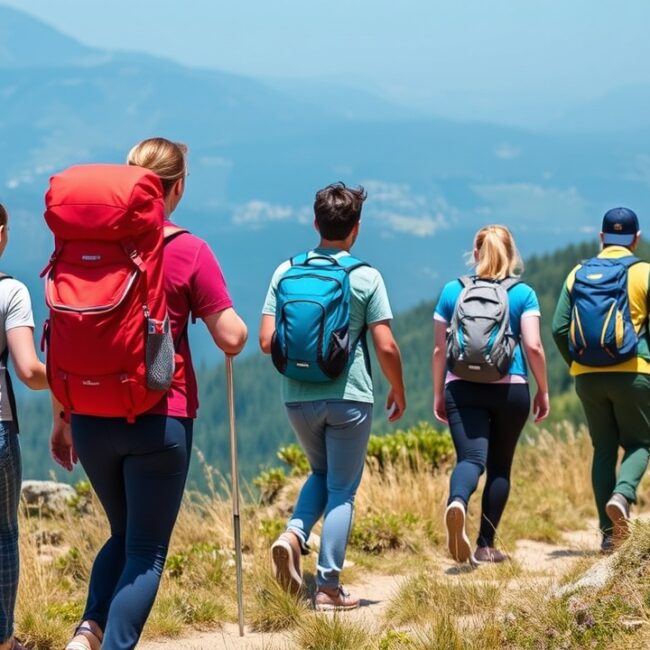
65, 623, 103, 650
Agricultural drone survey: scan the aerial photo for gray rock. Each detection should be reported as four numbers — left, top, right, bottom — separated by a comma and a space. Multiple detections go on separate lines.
553, 555, 616, 599
21, 480, 76, 518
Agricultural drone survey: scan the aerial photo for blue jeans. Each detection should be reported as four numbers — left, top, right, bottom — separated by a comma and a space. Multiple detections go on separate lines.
0, 422, 20, 643
72, 414, 192, 650
284, 400, 372, 589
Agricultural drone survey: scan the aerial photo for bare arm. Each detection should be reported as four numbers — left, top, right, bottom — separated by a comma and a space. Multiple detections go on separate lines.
259, 314, 275, 354
369, 320, 405, 421
521, 315, 550, 422
203, 307, 248, 356
6, 326, 47, 390
432, 319, 448, 423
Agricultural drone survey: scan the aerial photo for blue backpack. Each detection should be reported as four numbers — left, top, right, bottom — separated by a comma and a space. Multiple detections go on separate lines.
568, 255, 641, 366
271, 252, 369, 382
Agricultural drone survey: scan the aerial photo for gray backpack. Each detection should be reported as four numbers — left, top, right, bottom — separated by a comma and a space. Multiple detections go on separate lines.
446, 276, 520, 382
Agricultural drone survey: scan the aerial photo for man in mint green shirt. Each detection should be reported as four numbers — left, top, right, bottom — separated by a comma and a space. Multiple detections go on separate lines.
259, 182, 405, 611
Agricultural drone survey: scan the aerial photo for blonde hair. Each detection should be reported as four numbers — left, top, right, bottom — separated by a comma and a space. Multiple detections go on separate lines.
127, 137, 188, 196
473, 225, 523, 280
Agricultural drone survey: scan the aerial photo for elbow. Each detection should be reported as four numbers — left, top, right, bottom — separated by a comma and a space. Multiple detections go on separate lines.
259, 336, 272, 355
525, 342, 545, 358
17, 366, 45, 390
219, 327, 248, 356
375, 339, 400, 358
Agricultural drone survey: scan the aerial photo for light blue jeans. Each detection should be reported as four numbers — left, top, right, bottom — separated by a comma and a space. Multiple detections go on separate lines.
284, 400, 372, 589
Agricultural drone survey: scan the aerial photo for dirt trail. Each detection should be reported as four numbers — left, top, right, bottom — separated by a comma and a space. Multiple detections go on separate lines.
138, 523, 607, 650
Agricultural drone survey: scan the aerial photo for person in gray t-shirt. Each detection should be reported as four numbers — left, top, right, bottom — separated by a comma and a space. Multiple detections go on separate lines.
259, 183, 406, 611
0, 203, 65, 650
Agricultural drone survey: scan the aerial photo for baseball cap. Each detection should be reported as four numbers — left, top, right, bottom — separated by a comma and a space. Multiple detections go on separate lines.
601, 207, 639, 246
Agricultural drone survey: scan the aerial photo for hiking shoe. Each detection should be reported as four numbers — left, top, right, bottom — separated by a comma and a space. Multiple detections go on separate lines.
472, 546, 509, 564
600, 534, 614, 555
314, 585, 360, 611
445, 500, 472, 563
605, 493, 631, 547
271, 531, 303, 594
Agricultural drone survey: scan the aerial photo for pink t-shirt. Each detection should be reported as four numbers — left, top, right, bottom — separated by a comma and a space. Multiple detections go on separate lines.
149, 221, 233, 418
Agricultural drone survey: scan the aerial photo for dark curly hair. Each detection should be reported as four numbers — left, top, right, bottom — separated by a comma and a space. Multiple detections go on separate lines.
314, 182, 367, 240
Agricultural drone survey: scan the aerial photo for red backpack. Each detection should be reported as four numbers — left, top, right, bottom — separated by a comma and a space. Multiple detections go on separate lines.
42, 164, 178, 422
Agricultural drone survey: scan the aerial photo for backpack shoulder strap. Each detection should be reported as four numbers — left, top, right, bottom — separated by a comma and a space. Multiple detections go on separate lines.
289, 252, 310, 267
458, 276, 474, 288
499, 277, 521, 291
337, 254, 370, 274
0, 274, 18, 432
617, 255, 641, 270
163, 225, 189, 243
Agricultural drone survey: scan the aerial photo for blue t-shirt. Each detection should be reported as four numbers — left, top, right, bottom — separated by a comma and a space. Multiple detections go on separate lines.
434, 279, 540, 378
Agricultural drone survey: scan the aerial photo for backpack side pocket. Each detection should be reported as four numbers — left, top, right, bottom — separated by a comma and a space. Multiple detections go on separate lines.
145, 316, 175, 391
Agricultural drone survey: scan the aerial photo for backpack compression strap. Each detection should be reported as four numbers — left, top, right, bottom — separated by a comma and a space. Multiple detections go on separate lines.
0, 274, 19, 433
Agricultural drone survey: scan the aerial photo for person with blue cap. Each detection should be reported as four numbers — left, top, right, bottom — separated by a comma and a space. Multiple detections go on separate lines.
552, 207, 650, 552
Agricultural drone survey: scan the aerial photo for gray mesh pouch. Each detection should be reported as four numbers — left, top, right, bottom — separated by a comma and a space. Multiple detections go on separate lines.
146, 316, 175, 390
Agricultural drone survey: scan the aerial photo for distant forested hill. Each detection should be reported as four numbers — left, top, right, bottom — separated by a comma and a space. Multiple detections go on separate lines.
17, 240, 650, 486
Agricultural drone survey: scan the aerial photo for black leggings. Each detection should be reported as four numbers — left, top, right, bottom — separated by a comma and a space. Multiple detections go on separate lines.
445, 381, 530, 547
72, 414, 193, 650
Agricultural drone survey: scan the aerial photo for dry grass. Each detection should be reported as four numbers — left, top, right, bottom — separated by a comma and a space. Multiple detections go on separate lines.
13, 424, 650, 649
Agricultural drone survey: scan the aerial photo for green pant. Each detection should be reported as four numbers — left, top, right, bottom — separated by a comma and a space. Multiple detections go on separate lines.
576, 372, 650, 534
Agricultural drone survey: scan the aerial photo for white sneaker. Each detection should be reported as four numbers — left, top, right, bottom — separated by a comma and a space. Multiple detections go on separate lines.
445, 500, 472, 563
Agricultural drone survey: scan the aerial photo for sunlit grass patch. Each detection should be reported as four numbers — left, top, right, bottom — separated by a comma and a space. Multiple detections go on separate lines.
293, 614, 374, 650
248, 570, 308, 633
384, 572, 500, 627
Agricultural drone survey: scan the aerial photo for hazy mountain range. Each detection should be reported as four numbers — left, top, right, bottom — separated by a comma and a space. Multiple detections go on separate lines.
2, 5, 650, 362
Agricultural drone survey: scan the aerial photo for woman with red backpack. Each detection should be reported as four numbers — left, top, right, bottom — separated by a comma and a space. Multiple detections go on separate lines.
48, 139, 247, 650
432, 225, 549, 564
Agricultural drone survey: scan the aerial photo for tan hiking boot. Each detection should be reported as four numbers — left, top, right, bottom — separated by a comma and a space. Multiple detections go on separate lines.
314, 585, 360, 611
445, 500, 472, 563
271, 531, 303, 594
606, 493, 631, 547
473, 546, 508, 564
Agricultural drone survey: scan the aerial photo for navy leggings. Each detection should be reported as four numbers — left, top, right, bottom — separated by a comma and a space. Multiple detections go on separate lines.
72, 414, 193, 650
445, 381, 530, 547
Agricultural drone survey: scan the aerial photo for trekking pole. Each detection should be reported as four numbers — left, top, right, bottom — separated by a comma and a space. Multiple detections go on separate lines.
226, 355, 245, 636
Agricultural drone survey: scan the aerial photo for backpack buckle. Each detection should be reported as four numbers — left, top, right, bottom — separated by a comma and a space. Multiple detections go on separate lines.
123, 241, 145, 272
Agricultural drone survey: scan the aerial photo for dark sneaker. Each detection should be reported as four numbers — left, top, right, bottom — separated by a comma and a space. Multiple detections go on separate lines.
445, 500, 472, 563
271, 531, 303, 594
605, 493, 631, 547
314, 585, 360, 611
473, 546, 509, 564
600, 534, 614, 554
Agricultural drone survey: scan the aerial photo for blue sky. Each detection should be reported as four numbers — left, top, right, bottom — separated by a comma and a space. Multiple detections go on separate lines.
3, 0, 650, 125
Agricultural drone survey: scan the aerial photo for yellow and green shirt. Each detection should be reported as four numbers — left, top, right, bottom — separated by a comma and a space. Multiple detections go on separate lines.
551, 246, 650, 375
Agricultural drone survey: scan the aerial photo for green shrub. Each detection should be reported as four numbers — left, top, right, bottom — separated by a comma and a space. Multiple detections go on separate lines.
350, 513, 419, 554
166, 552, 190, 579
253, 467, 287, 504
259, 517, 285, 543
66, 480, 94, 514
277, 443, 310, 476
54, 547, 86, 582
366, 422, 453, 472
44, 600, 84, 623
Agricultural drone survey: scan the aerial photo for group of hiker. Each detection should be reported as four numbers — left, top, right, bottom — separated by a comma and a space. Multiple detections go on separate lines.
0, 137, 645, 649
